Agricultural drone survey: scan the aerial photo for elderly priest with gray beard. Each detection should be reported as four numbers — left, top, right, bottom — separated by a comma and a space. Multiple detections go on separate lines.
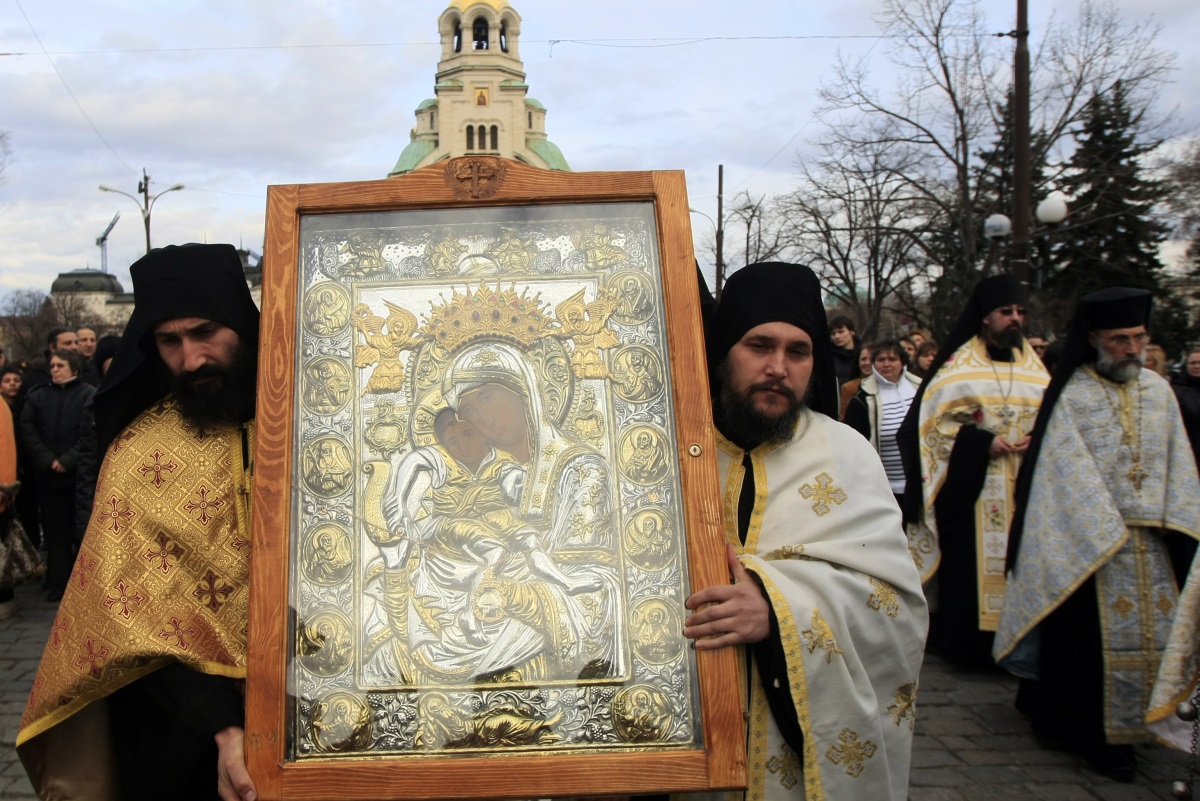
995, 287, 1200, 783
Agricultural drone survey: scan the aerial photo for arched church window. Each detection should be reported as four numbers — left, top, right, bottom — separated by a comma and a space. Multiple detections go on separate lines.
477, 125, 487, 149
453, 22, 462, 53
473, 17, 488, 50
466, 127, 474, 150
430, 111, 436, 130
528, 111, 533, 128
500, 22, 508, 52
490, 125, 498, 150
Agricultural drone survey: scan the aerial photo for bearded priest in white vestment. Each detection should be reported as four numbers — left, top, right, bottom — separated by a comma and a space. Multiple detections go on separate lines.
995, 287, 1200, 782
682, 262, 927, 801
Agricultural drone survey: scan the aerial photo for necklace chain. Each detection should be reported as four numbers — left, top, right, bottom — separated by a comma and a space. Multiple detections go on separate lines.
1090, 368, 1147, 492
989, 353, 1017, 431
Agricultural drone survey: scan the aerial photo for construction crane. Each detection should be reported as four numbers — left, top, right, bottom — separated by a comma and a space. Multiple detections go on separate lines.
95, 212, 120, 273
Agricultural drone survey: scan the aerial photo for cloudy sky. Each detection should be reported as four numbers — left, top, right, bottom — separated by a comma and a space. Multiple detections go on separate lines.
1, 0, 1197, 296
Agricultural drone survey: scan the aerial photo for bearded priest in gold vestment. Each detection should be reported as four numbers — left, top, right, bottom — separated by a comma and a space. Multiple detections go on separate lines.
897, 274, 1049, 669
683, 263, 927, 801
17, 244, 261, 801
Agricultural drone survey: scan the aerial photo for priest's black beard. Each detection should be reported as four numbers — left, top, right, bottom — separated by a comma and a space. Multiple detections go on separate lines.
716, 359, 806, 449
1094, 348, 1144, 383
986, 326, 1024, 351
170, 344, 256, 431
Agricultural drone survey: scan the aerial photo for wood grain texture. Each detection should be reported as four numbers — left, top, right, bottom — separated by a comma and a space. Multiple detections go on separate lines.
651, 172, 747, 790
279, 750, 715, 800
246, 182, 300, 801
247, 159, 745, 799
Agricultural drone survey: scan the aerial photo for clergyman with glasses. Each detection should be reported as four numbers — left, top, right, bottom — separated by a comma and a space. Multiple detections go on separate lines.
897, 275, 1050, 668
995, 288, 1200, 782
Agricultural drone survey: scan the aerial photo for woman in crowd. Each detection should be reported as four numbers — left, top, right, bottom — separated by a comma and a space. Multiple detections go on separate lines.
844, 339, 921, 506
912, 340, 939, 379
19, 349, 95, 601
906, 328, 931, 349
839, 345, 873, 420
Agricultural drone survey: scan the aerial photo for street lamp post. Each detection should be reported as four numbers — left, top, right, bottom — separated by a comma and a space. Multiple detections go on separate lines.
983, 197, 1068, 285
984, 213, 1013, 274
1011, 0, 1032, 289
1033, 196, 1069, 289
99, 168, 184, 254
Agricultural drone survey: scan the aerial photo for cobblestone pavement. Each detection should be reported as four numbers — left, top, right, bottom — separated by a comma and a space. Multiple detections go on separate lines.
1, 583, 52, 801
912, 652, 1192, 801
1, 579, 1194, 799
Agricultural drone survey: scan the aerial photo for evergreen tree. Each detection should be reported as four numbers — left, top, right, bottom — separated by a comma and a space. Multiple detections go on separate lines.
1042, 81, 1187, 347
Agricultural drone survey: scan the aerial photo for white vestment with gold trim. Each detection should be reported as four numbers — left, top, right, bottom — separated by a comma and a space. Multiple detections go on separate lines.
694, 410, 927, 801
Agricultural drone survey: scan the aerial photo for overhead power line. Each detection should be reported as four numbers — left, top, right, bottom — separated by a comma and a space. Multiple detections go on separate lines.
11, 0, 137, 175
0, 33, 905, 58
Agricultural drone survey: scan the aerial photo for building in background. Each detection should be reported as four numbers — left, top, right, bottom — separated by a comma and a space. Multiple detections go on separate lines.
389, 0, 570, 176
0, 250, 262, 363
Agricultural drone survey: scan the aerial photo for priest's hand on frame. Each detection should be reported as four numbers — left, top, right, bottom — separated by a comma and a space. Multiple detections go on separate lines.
683, 543, 771, 650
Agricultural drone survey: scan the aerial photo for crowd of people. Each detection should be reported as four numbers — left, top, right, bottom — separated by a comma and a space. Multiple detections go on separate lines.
0, 325, 121, 616
4, 245, 1199, 800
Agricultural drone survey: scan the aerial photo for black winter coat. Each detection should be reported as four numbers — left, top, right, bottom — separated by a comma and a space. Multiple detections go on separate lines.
830, 342, 861, 387
19, 378, 96, 489
1172, 373, 1200, 471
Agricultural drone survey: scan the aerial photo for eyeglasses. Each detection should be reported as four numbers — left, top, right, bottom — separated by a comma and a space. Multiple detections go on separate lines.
1102, 333, 1151, 348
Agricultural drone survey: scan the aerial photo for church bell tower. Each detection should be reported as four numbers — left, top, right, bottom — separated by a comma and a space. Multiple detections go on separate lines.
388, 0, 570, 175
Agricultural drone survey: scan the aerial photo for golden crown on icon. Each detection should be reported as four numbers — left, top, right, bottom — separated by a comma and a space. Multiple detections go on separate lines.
422, 284, 558, 353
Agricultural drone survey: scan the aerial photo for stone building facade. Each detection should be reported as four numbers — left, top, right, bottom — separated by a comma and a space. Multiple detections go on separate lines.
389, 0, 570, 175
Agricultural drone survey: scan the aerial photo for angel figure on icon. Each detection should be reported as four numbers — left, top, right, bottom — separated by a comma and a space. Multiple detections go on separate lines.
555, 288, 619, 379
353, 300, 424, 394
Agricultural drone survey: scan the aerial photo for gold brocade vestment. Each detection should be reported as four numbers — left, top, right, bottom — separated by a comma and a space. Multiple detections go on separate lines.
17, 399, 252, 795
915, 336, 1048, 626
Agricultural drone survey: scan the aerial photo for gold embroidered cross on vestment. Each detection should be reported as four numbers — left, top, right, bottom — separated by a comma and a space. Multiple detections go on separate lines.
801, 608, 843, 663
799, 472, 847, 516
766, 745, 802, 789
825, 727, 877, 778
867, 577, 900, 617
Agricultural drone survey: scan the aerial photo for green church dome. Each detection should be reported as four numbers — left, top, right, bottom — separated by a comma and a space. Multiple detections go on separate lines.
526, 137, 570, 171
390, 139, 438, 175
